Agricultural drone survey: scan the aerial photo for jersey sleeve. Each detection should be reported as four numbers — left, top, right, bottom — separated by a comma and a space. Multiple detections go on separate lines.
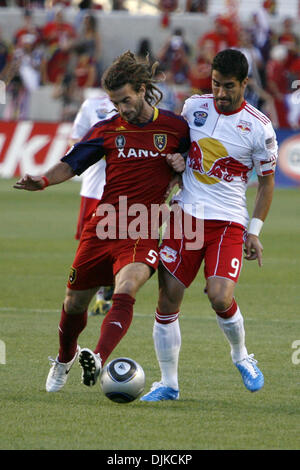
181, 96, 193, 120
181, 95, 202, 120
70, 101, 90, 140
61, 129, 105, 175
252, 122, 278, 176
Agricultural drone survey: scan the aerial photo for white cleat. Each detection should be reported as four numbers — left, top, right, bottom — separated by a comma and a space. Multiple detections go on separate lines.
78, 348, 102, 386
46, 346, 80, 392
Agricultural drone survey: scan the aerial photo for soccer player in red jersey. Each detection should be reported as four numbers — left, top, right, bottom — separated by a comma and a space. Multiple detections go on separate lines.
14, 51, 190, 392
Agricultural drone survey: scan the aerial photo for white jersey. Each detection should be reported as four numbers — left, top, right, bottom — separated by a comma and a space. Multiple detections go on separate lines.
175, 94, 278, 227
70, 94, 115, 199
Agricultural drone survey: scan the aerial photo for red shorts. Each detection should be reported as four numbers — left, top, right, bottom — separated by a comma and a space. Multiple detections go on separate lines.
159, 211, 246, 288
68, 216, 160, 290
75, 196, 100, 240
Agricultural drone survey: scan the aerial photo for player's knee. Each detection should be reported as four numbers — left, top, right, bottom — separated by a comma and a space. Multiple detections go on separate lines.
64, 293, 88, 315
157, 285, 182, 313
114, 279, 137, 297
208, 291, 233, 313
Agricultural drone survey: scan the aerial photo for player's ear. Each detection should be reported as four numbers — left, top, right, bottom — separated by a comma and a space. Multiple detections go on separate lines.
139, 84, 146, 97
242, 77, 249, 89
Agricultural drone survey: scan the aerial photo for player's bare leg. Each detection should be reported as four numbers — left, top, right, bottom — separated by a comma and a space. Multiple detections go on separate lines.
113, 262, 152, 297
207, 276, 264, 392
141, 265, 184, 401
80, 262, 152, 387
64, 287, 99, 315
46, 287, 98, 392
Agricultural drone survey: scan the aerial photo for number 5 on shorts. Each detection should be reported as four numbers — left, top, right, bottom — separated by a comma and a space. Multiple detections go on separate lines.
145, 249, 158, 264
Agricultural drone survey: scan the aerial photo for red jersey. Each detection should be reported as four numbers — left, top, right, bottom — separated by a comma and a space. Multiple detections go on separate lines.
61, 108, 190, 212
42, 21, 76, 47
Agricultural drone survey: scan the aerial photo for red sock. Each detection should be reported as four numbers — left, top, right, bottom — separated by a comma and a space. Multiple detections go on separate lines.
58, 306, 87, 363
94, 293, 135, 365
215, 298, 238, 319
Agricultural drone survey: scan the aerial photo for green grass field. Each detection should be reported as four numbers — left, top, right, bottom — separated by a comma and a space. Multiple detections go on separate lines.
0, 178, 299, 450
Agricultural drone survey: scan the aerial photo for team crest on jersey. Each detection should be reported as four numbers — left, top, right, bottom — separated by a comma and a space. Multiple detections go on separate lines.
160, 246, 177, 264
236, 120, 252, 134
153, 134, 167, 151
193, 111, 208, 127
115, 135, 126, 149
69, 267, 77, 285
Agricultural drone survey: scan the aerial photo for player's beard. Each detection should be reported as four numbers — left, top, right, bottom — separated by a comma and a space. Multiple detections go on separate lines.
122, 98, 145, 124
216, 91, 243, 113
216, 98, 232, 112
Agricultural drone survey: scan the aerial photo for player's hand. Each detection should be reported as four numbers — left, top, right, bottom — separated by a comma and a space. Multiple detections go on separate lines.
244, 234, 263, 267
164, 173, 182, 200
166, 153, 185, 173
13, 174, 46, 191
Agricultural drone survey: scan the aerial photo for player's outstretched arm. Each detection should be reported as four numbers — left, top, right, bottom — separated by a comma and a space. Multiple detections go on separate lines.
244, 174, 275, 267
13, 162, 76, 191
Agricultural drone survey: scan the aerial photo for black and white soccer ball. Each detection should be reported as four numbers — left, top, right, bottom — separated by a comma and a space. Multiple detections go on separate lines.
100, 357, 145, 403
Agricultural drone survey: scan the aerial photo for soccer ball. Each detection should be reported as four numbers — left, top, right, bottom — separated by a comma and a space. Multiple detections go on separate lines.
100, 357, 145, 403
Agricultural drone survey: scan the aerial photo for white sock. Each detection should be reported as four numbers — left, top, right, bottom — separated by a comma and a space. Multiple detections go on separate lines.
153, 315, 181, 390
217, 307, 248, 363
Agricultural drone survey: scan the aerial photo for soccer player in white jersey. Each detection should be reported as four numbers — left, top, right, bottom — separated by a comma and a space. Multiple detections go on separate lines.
141, 49, 278, 401
70, 92, 116, 315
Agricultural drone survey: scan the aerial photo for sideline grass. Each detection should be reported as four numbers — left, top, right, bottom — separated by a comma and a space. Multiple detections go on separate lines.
0, 178, 299, 450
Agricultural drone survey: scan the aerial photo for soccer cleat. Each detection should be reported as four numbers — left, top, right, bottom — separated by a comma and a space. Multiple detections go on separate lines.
46, 346, 80, 392
235, 353, 264, 392
140, 381, 179, 402
78, 348, 102, 386
89, 299, 112, 316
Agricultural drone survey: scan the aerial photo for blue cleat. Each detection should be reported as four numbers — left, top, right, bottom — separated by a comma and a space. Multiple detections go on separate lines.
235, 354, 264, 392
140, 381, 179, 402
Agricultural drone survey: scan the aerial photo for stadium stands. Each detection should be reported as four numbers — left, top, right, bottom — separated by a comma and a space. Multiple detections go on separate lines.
0, 1, 299, 126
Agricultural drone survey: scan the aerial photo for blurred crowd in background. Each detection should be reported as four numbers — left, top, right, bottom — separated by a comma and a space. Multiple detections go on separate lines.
0, 0, 300, 128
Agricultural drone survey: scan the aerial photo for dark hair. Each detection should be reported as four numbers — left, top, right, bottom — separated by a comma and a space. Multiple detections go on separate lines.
212, 49, 249, 82
137, 38, 152, 57
84, 14, 97, 31
101, 50, 163, 106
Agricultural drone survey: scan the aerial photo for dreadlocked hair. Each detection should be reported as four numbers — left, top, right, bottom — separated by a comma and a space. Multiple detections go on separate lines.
101, 50, 163, 107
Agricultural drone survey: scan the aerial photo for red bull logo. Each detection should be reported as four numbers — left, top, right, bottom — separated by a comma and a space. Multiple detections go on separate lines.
160, 246, 177, 263
236, 120, 252, 134
189, 141, 204, 173
207, 156, 250, 182
188, 138, 251, 184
